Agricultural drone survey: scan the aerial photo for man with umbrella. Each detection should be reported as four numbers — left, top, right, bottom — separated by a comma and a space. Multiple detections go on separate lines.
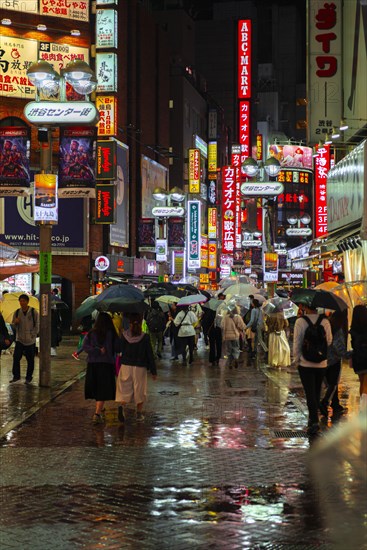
173, 301, 199, 366
292, 296, 332, 436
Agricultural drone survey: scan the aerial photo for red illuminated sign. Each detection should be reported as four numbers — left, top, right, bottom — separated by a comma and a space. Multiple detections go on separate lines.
237, 19, 252, 98
221, 166, 236, 255
239, 100, 251, 170
314, 144, 330, 238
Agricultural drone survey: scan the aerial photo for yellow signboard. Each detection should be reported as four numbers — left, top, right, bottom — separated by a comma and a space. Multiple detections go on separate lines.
208, 141, 217, 172
96, 96, 117, 137
188, 148, 200, 193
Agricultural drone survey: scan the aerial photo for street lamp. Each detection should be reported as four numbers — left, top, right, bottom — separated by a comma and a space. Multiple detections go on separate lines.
24, 60, 98, 387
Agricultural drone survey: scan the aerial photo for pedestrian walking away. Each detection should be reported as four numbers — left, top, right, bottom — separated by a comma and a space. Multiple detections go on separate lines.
292, 302, 332, 435
10, 294, 39, 385
145, 301, 166, 359
116, 313, 157, 423
0, 311, 12, 357
82, 312, 119, 424
349, 304, 367, 411
173, 305, 198, 366
221, 306, 246, 368
266, 312, 291, 368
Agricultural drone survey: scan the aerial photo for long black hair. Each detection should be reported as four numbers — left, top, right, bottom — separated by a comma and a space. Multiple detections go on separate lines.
127, 313, 143, 336
91, 312, 115, 344
329, 309, 348, 336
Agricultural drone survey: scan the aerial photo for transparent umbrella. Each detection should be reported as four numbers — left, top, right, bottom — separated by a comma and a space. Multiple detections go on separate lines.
223, 283, 258, 297
219, 275, 251, 289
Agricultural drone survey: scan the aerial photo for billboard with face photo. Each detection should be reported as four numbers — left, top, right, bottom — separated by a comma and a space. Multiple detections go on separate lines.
110, 140, 129, 247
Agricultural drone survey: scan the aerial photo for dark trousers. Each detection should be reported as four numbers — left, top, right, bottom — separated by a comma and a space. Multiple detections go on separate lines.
178, 335, 195, 364
209, 326, 222, 363
12, 341, 36, 380
298, 366, 326, 425
322, 361, 341, 408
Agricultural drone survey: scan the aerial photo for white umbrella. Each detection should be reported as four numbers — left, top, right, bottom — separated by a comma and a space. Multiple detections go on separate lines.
156, 295, 180, 305
177, 293, 208, 306
178, 276, 199, 285
253, 293, 266, 304
219, 275, 251, 288
223, 283, 258, 297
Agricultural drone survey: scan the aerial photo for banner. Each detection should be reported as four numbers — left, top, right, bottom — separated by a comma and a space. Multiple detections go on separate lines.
0, 36, 37, 98
96, 96, 117, 137
110, 140, 129, 247
59, 127, 96, 189
167, 218, 185, 247
34, 174, 58, 223
95, 184, 115, 224
0, 127, 30, 188
96, 9, 118, 49
41, 0, 90, 21
187, 200, 201, 269
141, 155, 168, 218
138, 219, 155, 249
268, 144, 313, 169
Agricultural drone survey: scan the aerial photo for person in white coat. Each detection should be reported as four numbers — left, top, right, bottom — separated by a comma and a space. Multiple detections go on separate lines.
173, 305, 198, 366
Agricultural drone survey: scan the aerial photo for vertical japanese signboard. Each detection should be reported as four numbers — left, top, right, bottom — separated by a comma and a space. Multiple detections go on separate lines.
96, 96, 117, 137
188, 148, 200, 193
41, 0, 90, 21
187, 200, 201, 269
239, 100, 251, 171
208, 242, 217, 270
96, 9, 118, 49
238, 19, 251, 99
208, 208, 217, 239
308, 1, 342, 144
96, 53, 117, 92
314, 144, 330, 238
221, 166, 236, 255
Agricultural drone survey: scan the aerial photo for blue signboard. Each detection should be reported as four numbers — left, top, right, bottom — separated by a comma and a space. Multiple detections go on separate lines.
0, 195, 86, 252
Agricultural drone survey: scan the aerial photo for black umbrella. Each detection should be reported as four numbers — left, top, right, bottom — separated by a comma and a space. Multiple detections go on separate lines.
291, 288, 348, 312
174, 283, 200, 295
96, 298, 148, 314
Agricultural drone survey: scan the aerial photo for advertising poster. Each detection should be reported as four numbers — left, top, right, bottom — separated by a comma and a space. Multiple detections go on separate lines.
96, 9, 118, 49
95, 184, 115, 224
41, 0, 90, 21
138, 219, 155, 249
96, 96, 117, 136
59, 127, 96, 189
263, 252, 279, 282
167, 218, 185, 247
0, 194, 87, 251
0, 127, 30, 188
110, 141, 129, 247
187, 200, 201, 269
268, 144, 313, 169
0, 36, 37, 98
34, 174, 58, 222
188, 148, 200, 193
156, 239, 167, 262
208, 242, 217, 270
96, 53, 117, 92
141, 155, 168, 219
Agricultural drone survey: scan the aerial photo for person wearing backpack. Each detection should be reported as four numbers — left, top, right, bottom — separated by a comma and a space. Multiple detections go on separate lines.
10, 294, 39, 385
293, 301, 332, 435
145, 302, 167, 360
173, 305, 198, 366
0, 312, 12, 357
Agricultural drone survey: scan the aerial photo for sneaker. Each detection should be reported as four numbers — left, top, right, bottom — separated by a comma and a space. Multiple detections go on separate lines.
333, 405, 347, 416
117, 406, 125, 423
72, 352, 80, 361
92, 413, 103, 425
50, 348, 57, 356
9, 378, 20, 383
157, 353, 162, 359
136, 411, 145, 422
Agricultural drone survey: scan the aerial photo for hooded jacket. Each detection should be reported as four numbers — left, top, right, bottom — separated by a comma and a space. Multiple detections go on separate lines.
119, 330, 157, 374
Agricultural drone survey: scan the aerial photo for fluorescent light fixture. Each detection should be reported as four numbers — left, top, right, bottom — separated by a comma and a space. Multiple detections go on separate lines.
1, 18, 12, 25
70, 29, 81, 36
37, 24, 47, 31
331, 127, 340, 139
340, 119, 349, 131
324, 133, 332, 145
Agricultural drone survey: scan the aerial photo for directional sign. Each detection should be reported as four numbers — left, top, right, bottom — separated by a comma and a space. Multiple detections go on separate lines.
241, 182, 284, 196
24, 101, 99, 126
286, 227, 312, 236
152, 206, 185, 217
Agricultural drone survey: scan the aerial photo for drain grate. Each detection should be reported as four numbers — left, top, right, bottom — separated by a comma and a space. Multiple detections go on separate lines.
272, 430, 308, 438
158, 390, 179, 396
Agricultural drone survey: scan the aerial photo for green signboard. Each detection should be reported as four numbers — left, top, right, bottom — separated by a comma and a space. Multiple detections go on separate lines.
40, 252, 52, 284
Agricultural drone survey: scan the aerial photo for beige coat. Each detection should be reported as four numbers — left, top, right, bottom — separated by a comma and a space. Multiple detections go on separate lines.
221, 313, 246, 341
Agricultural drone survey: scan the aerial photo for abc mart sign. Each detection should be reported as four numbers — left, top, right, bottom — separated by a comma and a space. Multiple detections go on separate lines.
152, 206, 185, 217
24, 102, 99, 126
241, 182, 284, 196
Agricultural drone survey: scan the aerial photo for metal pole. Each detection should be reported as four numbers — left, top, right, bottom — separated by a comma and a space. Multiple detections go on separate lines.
38, 131, 52, 387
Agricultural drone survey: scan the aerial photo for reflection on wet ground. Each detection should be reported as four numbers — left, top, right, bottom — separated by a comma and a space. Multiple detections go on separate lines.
0, 341, 361, 548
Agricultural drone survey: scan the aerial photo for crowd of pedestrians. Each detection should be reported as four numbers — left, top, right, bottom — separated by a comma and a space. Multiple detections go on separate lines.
2, 286, 366, 434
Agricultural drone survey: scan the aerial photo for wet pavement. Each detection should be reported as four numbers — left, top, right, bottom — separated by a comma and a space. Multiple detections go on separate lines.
0, 337, 363, 549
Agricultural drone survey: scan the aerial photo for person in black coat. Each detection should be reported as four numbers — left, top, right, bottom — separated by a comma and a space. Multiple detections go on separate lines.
0, 312, 11, 357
